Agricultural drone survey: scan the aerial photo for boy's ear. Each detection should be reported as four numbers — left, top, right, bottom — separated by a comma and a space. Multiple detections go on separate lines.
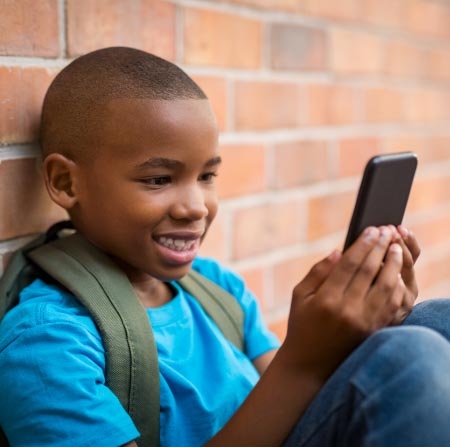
43, 153, 79, 210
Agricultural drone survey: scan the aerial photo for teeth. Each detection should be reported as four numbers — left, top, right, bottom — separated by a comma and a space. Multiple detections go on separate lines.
158, 237, 196, 251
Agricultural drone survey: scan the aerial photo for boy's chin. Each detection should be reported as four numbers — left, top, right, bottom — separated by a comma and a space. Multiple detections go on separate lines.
108, 254, 195, 283
156, 261, 196, 282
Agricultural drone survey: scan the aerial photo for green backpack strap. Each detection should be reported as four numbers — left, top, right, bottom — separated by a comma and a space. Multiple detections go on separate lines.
27, 233, 160, 447
178, 270, 244, 352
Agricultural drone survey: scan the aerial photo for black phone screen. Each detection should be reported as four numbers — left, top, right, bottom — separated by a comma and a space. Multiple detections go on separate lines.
343, 152, 418, 251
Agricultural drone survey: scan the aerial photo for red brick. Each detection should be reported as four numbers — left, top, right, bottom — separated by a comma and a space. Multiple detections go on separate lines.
408, 209, 450, 249
236, 267, 266, 309
306, 84, 359, 126
358, 0, 407, 30
198, 211, 227, 263
338, 137, 383, 177
0, 0, 60, 57
363, 87, 405, 123
270, 24, 327, 71
273, 140, 329, 189
424, 48, 450, 82
379, 140, 410, 155
224, 0, 301, 12
66, 0, 176, 59
234, 81, 305, 131
232, 199, 306, 260
0, 67, 57, 144
307, 191, 355, 241
404, 88, 450, 123
384, 40, 425, 78
330, 29, 385, 74
425, 138, 450, 162
383, 136, 450, 164
407, 174, 450, 214
268, 318, 287, 343
217, 144, 267, 199
302, 0, 360, 21
183, 8, 262, 69
416, 251, 450, 296
383, 136, 424, 157
273, 250, 328, 307
0, 158, 68, 240
405, 0, 450, 39
192, 76, 227, 131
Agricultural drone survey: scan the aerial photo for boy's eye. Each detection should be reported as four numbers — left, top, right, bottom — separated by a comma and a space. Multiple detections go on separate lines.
200, 172, 218, 183
141, 176, 171, 187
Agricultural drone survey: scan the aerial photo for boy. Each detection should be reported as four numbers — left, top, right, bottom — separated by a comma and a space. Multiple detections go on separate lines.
1, 46, 450, 447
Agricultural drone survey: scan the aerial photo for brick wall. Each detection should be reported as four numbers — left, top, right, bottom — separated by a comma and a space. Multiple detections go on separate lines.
1, 0, 450, 340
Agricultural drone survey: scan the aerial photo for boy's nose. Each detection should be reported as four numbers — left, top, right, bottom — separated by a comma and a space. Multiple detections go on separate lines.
170, 187, 209, 221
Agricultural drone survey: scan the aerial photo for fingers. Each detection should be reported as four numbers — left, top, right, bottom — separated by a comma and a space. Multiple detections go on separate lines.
394, 225, 420, 298
367, 243, 404, 325
293, 250, 341, 300
391, 277, 415, 325
372, 243, 403, 298
397, 225, 421, 262
344, 227, 395, 299
387, 272, 409, 326
321, 227, 383, 296
394, 232, 415, 280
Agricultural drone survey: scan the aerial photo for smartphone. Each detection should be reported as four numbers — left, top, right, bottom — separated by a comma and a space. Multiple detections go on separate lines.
343, 152, 418, 251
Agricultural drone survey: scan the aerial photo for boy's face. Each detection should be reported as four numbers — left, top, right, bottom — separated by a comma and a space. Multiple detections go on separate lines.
70, 98, 220, 282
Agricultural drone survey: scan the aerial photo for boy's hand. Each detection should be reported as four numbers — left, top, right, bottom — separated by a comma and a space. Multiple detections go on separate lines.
279, 227, 405, 380
387, 225, 420, 325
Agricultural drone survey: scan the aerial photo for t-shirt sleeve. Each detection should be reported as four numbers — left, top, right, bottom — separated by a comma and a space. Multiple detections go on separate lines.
0, 301, 140, 447
192, 257, 281, 360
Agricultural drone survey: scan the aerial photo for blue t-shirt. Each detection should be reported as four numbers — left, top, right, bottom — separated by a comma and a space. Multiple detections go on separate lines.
0, 257, 279, 447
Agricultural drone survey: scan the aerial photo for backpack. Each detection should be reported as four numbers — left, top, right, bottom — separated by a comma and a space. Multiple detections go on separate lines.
0, 221, 244, 447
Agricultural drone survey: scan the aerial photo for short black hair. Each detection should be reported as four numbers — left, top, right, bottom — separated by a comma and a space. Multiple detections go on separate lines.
40, 47, 207, 159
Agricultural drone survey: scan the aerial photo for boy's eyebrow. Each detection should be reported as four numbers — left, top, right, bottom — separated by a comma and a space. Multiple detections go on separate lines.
135, 156, 222, 171
135, 157, 182, 171
205, 156, 222, 167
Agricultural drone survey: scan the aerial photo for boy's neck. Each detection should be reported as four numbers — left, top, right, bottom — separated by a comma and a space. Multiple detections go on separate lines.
132, 278, 176, 308
101, 250, 177, 308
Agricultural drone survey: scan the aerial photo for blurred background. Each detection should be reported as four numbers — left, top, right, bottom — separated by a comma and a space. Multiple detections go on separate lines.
1, 0, 450, 340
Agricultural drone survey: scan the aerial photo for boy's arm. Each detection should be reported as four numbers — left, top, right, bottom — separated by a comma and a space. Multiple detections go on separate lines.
253, 349, 278, 375
208, 350, 326, 445
206, 226, 410, 446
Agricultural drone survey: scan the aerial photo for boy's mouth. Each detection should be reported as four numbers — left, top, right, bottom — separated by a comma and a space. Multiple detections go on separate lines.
154, 232, 203, 265
157, 236, 196, 252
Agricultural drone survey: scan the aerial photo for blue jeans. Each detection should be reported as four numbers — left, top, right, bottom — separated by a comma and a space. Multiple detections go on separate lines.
283, 299, 450, 447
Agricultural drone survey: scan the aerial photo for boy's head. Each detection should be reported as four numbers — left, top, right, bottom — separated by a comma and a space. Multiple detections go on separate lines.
40, 46, 207, 160
41, 47, 220, 282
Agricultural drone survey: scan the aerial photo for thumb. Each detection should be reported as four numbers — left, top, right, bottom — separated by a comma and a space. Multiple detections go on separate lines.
293, 250, 341, 300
